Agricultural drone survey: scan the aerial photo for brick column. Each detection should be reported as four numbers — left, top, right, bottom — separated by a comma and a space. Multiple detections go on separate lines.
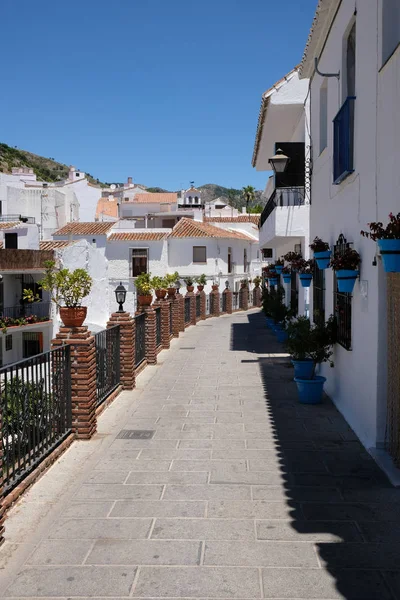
224, 289, 233, 314
253, 286, 262, 308
171, 295, 181, 337
211, 289, 220, 317
52, 326, 96, 439
240, 286, 249, 311
140, 306, 157, 365
107, 312, 135, 390
199, 290, 206, 320
177, 292, 185, 332
155, 299, 171, 349
0, 408, 5, 547
186, 291, 196, 325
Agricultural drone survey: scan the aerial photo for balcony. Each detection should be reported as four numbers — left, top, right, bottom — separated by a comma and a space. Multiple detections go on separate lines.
259, 187, 309, 248
333, 96, 356, 184
0, 250, 54, 272
0, 302, 51, 320
0, 215, 36, 224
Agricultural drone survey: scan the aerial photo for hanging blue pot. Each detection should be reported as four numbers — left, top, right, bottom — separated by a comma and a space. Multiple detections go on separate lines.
294, 376, 326, 404
291, 359, 315, 380
276, 329, 288, 343
275, 265, 284, 274
336, 269, 358, 293
378, 239, 400, 273
299, 273, 313, 288
266, 317, 274, 328
268, 277, 278, 286
314, 250, 331, 270
273, 323, 283, 331
282, 274, 291, 284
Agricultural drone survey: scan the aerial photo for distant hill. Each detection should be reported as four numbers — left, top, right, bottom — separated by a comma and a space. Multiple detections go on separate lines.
0, 143, 264, 210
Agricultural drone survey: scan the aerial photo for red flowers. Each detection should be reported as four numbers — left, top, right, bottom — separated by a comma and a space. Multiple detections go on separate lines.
361, 213, 400, 241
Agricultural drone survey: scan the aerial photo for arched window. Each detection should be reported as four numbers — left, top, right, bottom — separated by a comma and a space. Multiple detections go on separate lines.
188, 196, 192, 203
195, 196, 199, 203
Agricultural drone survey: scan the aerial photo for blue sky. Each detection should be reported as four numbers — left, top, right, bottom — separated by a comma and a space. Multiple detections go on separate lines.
2, 0, 316, 191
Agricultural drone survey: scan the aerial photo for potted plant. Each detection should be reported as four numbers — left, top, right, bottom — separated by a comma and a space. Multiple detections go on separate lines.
135, 272, 153, 306
361, 212, 400, 272
253, 275, 262, 287
183, 276, 195, 292
330, 248, 361, 293
165, 272, 180, 296
240, 278, 249, 289
310, 237, 331, 269
289, 316, 335, 404
286, 316, 316, 379
265, 268, 278, 286
151, 276, 168, 300
196, 274, 207, 291
211, 279, 219, 291
283, 251, 302, 265
297, 259, 314, 288
282, 266, 292, 284
268, 263, 276, 273
275, 258, 284, 275
25, 260, 92, 327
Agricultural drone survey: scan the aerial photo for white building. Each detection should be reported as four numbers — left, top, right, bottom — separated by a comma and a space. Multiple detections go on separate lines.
299, 0, 400, 469
252, 68, 310, 315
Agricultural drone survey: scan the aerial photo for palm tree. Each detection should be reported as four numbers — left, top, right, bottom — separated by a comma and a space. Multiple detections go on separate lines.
242, 185, 256, 209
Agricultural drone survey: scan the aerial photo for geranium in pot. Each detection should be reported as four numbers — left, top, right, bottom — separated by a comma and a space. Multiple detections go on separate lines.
184, 276, 195, 292
310, 237, 331, 269
265, 268, 278, 286
275, 258, 284, 275
283, 251, 302, 271
297, 258, 314, 288
329, 248, 361, 293
290, 316, 335, 404
196, 274, 207, 291
31, 260, 92, 327
361, 212, 400, 272
253, 275, 262, 287
135, 272, 154, 306
151, 276, 168, 300
282, 266, 292, 284
165, 272, 180, 296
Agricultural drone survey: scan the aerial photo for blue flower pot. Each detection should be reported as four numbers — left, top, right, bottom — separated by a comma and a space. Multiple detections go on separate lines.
314, 250, 331, 270
273, 323, 283, 331
336, 270, 358, 293
282, 274, 291, 284
294, 376, 326, 404
275, 265, 284, 274
299, 273, 313, 288
291, 359, 315, 380
266, 317, 274, 328
378, 239, 400, 273
276, 329, 288, 343
268, 277, 278, 286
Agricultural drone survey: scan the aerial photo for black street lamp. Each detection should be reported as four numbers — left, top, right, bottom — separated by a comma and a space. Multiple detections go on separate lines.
225, 280, 230, 289
268, 148, 290, 174
115, 282, 127, 312
175, 279, 181, 294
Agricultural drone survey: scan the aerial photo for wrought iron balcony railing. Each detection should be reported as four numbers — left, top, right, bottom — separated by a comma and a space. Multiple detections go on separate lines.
259, 187, 305, 228
0, 302, 51, 321
0, 215, 35, 224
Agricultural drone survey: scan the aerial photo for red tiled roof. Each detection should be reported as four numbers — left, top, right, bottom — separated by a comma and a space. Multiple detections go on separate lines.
0, 222, 20, 229
39, 240, 76, 250
204, 215, 260, 225
54, 222, 115, 236
169, 218, 255, 241
108, 232, 168, 242
134, 193, 177, 204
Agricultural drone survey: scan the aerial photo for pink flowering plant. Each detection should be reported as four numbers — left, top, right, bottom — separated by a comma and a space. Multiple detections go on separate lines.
309, 237, 330, 252
360, 213, 400, 240
329, 248, 361, 271
295, 258, 315, 274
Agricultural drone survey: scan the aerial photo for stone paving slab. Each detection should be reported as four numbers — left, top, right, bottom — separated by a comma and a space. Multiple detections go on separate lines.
2, 310, 400, 600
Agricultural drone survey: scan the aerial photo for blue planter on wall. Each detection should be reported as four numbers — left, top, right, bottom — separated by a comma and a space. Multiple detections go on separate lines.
282, 274, 291, 284
294, 376, 326, 404
268, 277, 278, 286
266, 317, 274, 328
336, 269, 358, 293
299, 273, 313, 288
291, 359, 315, 380
378, 239, 400, 272
275, 265, 284, 274
314, 250, 331, 270
276, 329, 288, 343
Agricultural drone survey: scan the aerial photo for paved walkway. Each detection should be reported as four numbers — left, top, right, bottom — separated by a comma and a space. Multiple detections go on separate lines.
1, 310, 400, 599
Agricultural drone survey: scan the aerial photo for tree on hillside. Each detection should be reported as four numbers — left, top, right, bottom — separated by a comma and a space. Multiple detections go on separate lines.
247, 203, 264, 214
242, 185, 256, 209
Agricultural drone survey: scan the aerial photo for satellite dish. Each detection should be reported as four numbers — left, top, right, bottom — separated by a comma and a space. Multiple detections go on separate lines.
110, 184, 116, 191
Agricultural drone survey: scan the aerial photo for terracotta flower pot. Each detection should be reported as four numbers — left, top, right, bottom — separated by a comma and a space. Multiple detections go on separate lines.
60, 307, 87, 328
212, 285, 219, 291
155, 289, 167, 300
138, 295, 153, 306
240, 283, 247, 289
187, 285, 194, 292
167, 287, 176, 297
197, 285, 204, 292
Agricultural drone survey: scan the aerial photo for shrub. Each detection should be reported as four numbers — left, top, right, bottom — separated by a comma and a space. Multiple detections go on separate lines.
196, 274, 207, 285
310, 237, 330, 252
329, 248, 361, 270
26, 260, 92, 308
135, 272, 153, 295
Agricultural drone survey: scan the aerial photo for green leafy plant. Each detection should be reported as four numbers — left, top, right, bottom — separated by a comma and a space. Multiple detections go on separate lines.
26, 260, 92, 308
165, 272, 180, 287
151, 276, 167, 291
310, 237, 330, 252
135, 272, 153, 295
329, 248, 361, 271
240, 278, 249, 286
285, 316, 335, 378
253, 275, 262, 286
262, 286, 292, 323
183, 276, 194, 286
196, 274, 207, 285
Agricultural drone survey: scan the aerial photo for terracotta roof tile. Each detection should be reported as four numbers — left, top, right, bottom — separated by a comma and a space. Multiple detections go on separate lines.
96, 197, 119, 220
0, 222, 20, 229
204, 215, 260, 225
169, 218, 255, 241
39, 240, 76, 250
54, 222, 115, 236
108, 232, 168, 242
133, 193, 177, 204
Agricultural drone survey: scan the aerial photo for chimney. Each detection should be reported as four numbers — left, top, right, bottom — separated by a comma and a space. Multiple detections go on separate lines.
127, 177, 132, 185
242, 206, 247, 214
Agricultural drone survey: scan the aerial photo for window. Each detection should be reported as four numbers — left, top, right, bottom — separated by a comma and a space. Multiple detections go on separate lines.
5, 233, 18, 249
228, 247, 232, 273
131, 248, 148, 276
23, 332, 43, 358
244, 249, 248, 273
188, 196, 192, 204
262, 248, 273, 259
319, 80, 328, 154
382, 0, 400, 65
76, 172, 80, 177
313, 263, 325, 323
195, 196, 199, 203
333, 234, 352, 350
92, 238, 97, 247
193, 246, 206, 263
5, 335, 12, 351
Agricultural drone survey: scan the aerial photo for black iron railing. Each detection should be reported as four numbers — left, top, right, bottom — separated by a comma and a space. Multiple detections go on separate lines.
232, 292, 239, 310
222, 293, 227, 312
206, 295, 211, 316
196, 294, 201, 318
0, 214, 35, 224
169, 301, 173, 335
313, 262, 325, 324
333, 234, 352, 350
0, 302, 51, 321
248, 289, 253, 308
1, 346, 72, 494
155, 306, 162, 347
94, 326, 120, 407
260, 191, 277, 228
184, 297, 191, 324
290, 272, 298, 315
259, 187, 305, 229
135, 313, 146, 366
